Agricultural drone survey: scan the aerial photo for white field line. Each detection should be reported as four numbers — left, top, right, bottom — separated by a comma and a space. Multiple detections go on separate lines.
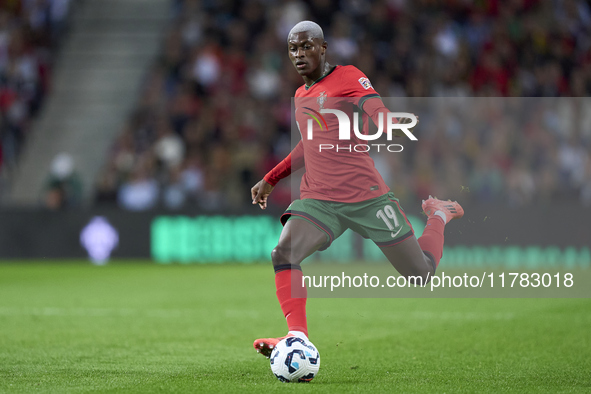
0, 307, 198, 318
407, 311, 515, 321
0, 307, 261, 319
0, 307, 513, 320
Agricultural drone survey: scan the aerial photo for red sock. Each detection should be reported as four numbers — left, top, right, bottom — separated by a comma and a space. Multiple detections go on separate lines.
275, 266, 308, 336
417, 217, 445, 268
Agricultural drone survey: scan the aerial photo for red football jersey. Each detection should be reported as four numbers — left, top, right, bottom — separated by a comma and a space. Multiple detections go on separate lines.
294, 65, 389, 203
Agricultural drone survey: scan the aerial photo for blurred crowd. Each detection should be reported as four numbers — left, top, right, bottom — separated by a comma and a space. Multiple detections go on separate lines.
373, 97, 591, 208
0, 0, 72, 189
95, 0, 591, 211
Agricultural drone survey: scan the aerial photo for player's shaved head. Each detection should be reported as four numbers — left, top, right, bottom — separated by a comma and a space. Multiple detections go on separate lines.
288, 21, 324, 41
287, 21, 329, 84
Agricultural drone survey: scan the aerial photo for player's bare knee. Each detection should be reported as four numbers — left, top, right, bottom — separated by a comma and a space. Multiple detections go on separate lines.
271, 246, 297, 267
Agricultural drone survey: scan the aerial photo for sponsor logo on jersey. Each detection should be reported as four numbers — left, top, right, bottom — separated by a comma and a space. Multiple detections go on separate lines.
358, 77, 372, 90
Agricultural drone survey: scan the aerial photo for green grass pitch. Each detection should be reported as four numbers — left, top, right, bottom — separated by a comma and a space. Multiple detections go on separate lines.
0, 262, 589, 393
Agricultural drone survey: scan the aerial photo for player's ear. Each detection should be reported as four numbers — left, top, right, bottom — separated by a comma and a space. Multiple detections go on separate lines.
321, 41, 327, 55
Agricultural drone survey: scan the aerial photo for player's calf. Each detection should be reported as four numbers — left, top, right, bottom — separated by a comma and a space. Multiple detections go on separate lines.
406, 262, 435, 286
416, 196, 465, 272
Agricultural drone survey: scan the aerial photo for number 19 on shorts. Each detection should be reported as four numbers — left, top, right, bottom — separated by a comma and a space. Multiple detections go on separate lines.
377, 205, 402, 238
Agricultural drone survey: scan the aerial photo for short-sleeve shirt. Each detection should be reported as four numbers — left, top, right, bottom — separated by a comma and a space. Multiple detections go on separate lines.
294, 65, 389, 203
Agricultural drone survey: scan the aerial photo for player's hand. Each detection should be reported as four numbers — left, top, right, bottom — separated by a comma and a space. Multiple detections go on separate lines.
251, 179, 274, 210
399, 114, 419, 126
394, 114, 419, 137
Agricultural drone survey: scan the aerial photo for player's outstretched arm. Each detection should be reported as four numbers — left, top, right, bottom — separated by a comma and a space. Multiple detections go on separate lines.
251, 179, 275, 210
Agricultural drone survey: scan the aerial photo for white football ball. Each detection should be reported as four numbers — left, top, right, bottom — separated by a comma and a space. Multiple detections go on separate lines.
270, 337, 320, 382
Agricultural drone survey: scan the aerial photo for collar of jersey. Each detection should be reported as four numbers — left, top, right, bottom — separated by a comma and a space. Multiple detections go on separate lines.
305, 65, 337, 90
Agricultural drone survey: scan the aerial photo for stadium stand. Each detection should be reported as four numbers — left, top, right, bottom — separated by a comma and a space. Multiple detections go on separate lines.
96, 0, 591, 211
0, 0, 74, 194
6, 0, 168, 207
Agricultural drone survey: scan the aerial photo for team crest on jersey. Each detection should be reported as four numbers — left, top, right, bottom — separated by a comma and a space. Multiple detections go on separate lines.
358, 77, 372, 90
317, 91, 327, 109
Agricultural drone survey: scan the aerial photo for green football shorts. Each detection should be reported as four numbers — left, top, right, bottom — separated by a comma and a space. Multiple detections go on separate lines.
281, 192, 414, 251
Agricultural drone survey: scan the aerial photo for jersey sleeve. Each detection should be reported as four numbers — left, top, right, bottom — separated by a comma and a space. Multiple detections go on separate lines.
263, 141, 304, 186
362, 96, 399, 133
341, 66, 380, 110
